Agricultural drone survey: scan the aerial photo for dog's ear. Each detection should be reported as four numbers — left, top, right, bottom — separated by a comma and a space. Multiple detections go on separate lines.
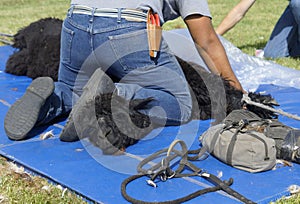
5, 49, 29, 76
13, 32, 27, 49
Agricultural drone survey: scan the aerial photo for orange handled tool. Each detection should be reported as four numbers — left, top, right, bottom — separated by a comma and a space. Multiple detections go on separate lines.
147, 11, 162, 58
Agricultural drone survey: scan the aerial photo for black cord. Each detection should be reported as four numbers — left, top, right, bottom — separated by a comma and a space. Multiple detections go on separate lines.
121, 140, 256, 204
121, 174, 222, 204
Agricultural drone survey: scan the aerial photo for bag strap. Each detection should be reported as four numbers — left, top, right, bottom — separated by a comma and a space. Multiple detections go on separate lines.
121, 140, 256, 204
226, 119, 249, 165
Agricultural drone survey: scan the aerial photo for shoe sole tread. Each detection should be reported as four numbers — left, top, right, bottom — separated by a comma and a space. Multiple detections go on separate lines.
4, 77, 54, 140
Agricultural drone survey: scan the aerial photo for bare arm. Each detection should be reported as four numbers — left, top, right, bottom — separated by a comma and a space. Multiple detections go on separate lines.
216, 0, 256, 35
184, 14, 244, 92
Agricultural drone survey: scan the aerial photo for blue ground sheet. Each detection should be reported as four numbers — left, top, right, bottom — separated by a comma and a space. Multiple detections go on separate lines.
1, 45, 300, 204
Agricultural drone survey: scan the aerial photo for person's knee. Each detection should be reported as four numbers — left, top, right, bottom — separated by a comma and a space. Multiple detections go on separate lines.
290, 0, 300, 11
180, 106, 192, 124
179, 97, 193, 124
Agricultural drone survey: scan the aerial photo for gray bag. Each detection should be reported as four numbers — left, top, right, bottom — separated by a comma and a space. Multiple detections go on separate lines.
200, 110, 277, 173
263, 120, 293, 158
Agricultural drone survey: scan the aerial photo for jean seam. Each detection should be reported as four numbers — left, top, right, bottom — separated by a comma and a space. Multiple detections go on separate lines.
61, 23, 75, 63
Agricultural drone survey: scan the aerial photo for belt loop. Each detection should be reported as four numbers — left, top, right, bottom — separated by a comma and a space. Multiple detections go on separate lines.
117, 8, 122, 23
68, 5, 74, 17
88, 8, 96, 34
89, 8, 96, 23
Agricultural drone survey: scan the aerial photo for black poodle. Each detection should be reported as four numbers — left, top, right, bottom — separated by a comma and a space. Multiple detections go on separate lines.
5, 18, 61, 80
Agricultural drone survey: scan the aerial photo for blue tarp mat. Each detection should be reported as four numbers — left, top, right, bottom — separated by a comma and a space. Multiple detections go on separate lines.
1, 44, 300, 204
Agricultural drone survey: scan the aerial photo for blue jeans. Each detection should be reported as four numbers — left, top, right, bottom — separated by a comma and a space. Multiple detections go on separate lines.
41, 6, 192, 126
264, 0, 300, 58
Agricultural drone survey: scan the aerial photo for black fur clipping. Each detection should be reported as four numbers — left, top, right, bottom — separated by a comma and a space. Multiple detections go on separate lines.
5, 18, 62, 80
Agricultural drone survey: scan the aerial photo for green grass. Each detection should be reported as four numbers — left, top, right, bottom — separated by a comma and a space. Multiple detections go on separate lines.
0, 157, 88, 204
0, 0, 300, 203
1, 0, 68, 34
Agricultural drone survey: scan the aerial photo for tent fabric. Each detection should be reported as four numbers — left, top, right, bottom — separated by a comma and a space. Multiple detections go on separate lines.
1, 30, 300, 203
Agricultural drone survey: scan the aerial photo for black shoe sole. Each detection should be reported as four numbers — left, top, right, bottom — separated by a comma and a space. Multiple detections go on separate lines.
59, 116, 79, 142
4, 77, 54, 140
59, 69, 115, 143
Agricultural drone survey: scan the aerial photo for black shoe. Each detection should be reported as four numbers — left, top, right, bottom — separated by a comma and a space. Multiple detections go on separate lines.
93, 93, 154, 154
60, 69, 154, 154
4, 77, 54, 140
59, 69, 115, 143
58, 115, 77, 142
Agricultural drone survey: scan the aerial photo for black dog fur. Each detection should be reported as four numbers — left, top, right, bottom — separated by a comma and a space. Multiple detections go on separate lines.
5, 18, 278, 126
176, 58, 278, 121
5, 18, 61, 80
93, 93, 154, 153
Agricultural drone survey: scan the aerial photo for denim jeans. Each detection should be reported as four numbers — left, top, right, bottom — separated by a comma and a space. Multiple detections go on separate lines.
264, 0, 300, 58
41, 6, 192, 126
